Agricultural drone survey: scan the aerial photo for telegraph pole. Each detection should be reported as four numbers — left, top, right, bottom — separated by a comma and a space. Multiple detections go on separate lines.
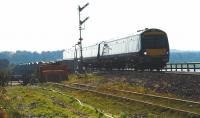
78, 3, 89, 73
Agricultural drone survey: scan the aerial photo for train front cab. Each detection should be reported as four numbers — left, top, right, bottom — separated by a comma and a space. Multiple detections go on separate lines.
139, 29, 169, 70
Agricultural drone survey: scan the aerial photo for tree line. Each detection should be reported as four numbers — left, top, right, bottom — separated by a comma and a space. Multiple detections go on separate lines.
1, 50, 200, 64
169, 51, 200, 63
0, 50, 64, 64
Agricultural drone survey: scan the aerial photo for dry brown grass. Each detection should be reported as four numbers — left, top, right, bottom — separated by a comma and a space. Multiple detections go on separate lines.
0, 109, 8, 118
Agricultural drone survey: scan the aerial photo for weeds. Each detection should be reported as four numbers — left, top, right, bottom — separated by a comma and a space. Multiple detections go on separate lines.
2, 86, 108, 118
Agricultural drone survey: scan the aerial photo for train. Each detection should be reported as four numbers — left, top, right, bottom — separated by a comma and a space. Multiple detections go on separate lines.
10, 28, 169, 83
63, 28, 169, 71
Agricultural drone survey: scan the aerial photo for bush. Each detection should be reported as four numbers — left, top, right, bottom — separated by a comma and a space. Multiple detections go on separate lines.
120, 112, 128, 118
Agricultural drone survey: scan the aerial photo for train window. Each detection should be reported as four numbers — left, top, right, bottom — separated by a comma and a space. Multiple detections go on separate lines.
142, 35, 168, 48
102, 43, 111, 55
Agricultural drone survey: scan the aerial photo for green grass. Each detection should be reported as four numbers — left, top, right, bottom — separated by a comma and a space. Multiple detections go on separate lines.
59, 74, 200, 118
44, 83, 194, 118
3, 86, 108, 118
65, 73, 104, 84
2, 73, 199, 118
66, 73, 199, 101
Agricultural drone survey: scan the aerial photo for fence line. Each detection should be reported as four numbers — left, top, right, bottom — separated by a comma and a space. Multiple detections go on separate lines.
163, 63, 200, 72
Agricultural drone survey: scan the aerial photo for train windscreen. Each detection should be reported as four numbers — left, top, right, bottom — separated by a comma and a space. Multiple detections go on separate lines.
142, 34, 168, 49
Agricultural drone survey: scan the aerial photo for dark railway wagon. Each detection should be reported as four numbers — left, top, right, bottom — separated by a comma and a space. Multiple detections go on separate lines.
12, 62, 69, 83
63, 28, 169, 70
39, 64, 68, 82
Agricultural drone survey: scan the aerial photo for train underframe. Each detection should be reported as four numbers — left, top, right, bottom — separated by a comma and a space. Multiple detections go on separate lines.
82, 53, 168, 71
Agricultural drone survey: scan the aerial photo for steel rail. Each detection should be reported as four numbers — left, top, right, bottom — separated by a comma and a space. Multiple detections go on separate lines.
38, 85, 114, 118
49, 82, 200, 117
72, 83, 200, 105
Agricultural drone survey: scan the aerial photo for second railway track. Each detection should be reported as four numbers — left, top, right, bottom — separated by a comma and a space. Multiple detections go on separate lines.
48, 82, 200, 117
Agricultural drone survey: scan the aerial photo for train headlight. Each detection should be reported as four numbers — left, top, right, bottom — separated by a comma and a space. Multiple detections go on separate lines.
144, 51, 147, 55
166, 51, 169, 55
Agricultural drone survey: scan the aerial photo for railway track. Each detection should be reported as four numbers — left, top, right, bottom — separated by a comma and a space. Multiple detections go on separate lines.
37, 85, 115, 118
94, 69, 200, 76
72, 83, 200, 104
48, 82, 200, 117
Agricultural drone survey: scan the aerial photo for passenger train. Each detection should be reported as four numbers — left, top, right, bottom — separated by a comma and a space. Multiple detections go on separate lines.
63, 28, 169, 71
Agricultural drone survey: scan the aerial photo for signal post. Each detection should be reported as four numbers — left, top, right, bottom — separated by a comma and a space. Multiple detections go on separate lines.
78, 3, 89, 73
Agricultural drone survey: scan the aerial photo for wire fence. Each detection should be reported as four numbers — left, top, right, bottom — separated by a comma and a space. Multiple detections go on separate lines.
162, 63, 200, 72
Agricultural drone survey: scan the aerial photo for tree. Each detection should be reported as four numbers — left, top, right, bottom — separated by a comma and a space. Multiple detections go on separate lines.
0, 72, 8, 86
0, 59, 9, 70
0, 59, 10, 86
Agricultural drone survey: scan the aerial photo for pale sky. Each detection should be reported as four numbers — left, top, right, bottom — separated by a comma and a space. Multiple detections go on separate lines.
0, 0, 200, 52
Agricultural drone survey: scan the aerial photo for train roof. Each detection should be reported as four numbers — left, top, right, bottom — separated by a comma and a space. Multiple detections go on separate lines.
81, 35, 134, 49
99, 28, 166, 44
69, 28, 167, 49
137, 28, 167, 35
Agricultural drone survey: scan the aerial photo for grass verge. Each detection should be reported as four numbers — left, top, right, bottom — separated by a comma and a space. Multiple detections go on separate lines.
2, 85, 108, 118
